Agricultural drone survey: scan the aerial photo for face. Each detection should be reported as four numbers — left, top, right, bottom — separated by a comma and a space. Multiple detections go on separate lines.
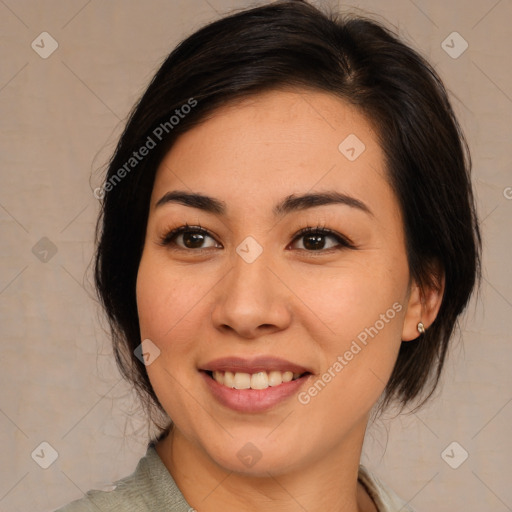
136, 89, 417, 476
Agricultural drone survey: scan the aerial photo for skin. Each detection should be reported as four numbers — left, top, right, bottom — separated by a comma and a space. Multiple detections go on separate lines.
135, 89, 444, 512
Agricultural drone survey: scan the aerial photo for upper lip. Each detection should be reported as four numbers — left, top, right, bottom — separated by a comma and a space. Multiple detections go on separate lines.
200, 356, 312, 375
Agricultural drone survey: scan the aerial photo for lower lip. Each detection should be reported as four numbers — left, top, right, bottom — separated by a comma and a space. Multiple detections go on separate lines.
200, 371, 311, 413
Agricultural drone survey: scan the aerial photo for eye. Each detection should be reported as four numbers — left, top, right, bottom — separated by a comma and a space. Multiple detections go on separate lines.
289, 226, 355, 252
159, 224, 221, 251
158, 223, 355, 253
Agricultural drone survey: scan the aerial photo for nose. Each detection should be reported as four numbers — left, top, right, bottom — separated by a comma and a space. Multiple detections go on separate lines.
210, 246, 292, 339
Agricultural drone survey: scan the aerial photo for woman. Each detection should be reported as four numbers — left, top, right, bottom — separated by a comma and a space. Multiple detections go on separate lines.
56, 0, 481, 510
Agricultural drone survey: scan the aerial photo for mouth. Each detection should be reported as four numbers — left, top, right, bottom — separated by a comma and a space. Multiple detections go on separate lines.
198, 356, 314, 413
204, 369, 309, 390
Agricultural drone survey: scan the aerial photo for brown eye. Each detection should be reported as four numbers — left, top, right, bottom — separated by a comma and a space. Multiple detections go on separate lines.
179, 230, 210, 249
290, 227, 355, 252
160, 225, 220, 250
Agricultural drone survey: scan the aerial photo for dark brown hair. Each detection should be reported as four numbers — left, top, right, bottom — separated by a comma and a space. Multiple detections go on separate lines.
94, 0, 481, 432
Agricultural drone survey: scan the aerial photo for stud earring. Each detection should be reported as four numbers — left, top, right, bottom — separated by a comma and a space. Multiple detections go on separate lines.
417, 322, 425, 335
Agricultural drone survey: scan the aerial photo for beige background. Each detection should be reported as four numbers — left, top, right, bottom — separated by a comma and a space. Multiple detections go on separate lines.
1, 0, 511, 511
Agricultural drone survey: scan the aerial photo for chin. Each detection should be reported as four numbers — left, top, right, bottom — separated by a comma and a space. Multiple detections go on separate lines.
200, 432, 309, 478
212, 450, 297, 478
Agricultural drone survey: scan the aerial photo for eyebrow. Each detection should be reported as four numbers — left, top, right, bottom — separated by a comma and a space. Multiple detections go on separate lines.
155, 190, 373, 218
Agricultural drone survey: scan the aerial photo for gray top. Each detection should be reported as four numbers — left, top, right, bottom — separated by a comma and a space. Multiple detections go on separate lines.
55, 443, 415, 511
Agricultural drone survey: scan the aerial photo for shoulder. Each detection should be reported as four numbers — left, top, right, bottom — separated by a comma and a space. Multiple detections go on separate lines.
54, 445, 192, 512
358, 465, 417, 512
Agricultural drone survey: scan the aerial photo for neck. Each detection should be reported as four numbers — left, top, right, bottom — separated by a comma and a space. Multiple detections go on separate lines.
155, 419, 377, 512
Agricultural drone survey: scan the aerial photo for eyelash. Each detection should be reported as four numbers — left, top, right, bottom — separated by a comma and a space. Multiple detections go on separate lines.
158, 223, 356, 254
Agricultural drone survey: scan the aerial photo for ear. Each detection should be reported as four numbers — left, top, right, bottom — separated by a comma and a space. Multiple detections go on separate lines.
402, 261, 445, 341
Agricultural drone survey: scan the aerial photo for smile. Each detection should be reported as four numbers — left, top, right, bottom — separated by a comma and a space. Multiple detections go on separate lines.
208, 370, 304, 389
199, 356, 313, 412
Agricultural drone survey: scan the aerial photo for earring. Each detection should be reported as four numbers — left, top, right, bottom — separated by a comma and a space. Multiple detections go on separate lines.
417, 322, 425, 335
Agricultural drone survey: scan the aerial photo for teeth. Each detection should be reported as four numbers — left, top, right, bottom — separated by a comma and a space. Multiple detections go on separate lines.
251, 371, 268, 390
268, 370, 283, 387
282, 371, 293, 383
233, 372, 251, 389
224, 371, 234, 388
211, 370, 304, 389
213, 370, 224, 385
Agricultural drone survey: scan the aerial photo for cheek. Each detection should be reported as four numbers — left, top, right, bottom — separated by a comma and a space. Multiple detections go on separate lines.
136, 251, 201, 342
298, 299, 404, 425
135, 252, 204, 422
290, 257, 407, 344
292, 258, 407, 404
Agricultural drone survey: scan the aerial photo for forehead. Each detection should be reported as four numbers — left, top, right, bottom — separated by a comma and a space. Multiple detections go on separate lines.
151, 89, 391, 218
